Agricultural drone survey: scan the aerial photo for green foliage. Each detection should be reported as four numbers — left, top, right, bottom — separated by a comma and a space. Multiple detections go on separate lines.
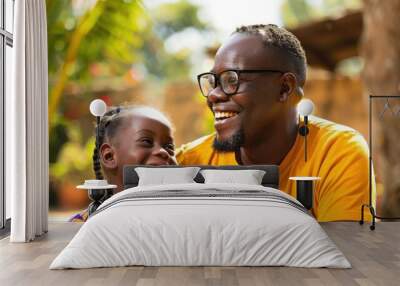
281, 0, 363, 75
47, 0, 212, 196
46, 0, 74, 75
336, 57, 364, 76
47, 0, 209, 95
281, 0, 362, 27
282, 0, 316, 28
50, 136, 95, 181
49, 118, 69, 164
320, 0, 362, 14
140, 0, 209, 80
76, 1, 147, 81
152, 0, 208, 39
47, 0, 147, 86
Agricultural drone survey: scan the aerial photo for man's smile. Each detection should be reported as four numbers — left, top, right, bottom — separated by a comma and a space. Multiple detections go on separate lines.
213, 110, 241, 133
214, 111, 239, 121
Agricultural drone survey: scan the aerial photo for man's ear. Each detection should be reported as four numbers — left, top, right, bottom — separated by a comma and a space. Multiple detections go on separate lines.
279, 73, 297, 102
100, 143, 118, 169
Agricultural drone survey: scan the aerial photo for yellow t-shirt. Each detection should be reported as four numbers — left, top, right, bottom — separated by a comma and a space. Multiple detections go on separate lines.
176, 116, 375, 222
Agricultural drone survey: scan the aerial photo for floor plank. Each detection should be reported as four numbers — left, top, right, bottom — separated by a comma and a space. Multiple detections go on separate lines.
0, 222, 399, 286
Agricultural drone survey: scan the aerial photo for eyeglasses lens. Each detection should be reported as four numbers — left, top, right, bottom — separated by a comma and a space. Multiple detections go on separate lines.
199, 71, 239, 96
220, 71, 239, 95
199, 74, 215, 97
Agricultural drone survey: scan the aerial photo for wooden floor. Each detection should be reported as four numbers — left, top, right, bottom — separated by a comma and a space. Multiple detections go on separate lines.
0, 222, 399, 286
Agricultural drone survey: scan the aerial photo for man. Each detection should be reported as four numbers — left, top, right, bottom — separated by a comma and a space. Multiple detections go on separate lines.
176, 24, 375, 222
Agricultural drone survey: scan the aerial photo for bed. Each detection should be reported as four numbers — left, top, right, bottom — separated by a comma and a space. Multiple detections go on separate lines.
50, 165, 350, 269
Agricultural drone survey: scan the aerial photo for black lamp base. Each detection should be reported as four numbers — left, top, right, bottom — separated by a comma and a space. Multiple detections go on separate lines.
77, 180, 117, 216
87, 189, 107, 215
296, 180, 313, 210
290, 177, 320, 211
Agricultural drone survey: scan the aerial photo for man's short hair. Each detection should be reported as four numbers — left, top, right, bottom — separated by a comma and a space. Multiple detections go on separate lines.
235, 24, 307, 87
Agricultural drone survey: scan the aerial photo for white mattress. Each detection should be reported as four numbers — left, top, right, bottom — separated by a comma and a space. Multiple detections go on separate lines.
50, 183, 351, 269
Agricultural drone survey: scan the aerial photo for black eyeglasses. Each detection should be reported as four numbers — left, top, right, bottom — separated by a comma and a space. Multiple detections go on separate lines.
197, 69, 285, 97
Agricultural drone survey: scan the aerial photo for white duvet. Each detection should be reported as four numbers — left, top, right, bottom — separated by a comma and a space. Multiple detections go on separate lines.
50, 183, 351, 269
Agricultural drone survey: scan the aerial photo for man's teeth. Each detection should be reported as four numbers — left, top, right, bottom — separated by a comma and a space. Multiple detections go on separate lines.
215, 111, 238, 120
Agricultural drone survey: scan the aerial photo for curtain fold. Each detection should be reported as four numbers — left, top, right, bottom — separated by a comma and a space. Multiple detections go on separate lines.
8, 0, 48, 242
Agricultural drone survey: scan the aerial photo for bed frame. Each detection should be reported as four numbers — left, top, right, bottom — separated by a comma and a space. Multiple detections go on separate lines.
123, 165, 279, 190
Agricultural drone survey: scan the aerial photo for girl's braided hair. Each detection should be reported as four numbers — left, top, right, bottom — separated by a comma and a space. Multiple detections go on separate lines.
93, 106, 125, 180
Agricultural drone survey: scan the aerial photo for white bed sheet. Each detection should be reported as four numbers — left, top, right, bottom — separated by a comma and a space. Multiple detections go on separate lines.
50, 183, 351, 269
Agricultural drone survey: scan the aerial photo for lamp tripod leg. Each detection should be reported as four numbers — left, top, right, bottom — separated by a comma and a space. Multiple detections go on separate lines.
360, 204, 366, 225
359, 204, 376, 230
370, 206, 376, 230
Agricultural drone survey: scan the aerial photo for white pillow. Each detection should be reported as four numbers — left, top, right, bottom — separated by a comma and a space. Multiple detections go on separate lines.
135, 167, 200, 186
200, 169, 266, 185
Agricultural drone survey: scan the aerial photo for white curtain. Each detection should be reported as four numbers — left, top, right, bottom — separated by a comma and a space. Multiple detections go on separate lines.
7, 0, 49, 242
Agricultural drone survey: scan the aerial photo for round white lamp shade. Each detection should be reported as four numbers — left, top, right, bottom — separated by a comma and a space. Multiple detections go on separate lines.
297, 99, 314, 116
90, 99, 107, 117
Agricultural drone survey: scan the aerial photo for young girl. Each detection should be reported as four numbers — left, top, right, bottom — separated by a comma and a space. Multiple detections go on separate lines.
70, 105, 177, 222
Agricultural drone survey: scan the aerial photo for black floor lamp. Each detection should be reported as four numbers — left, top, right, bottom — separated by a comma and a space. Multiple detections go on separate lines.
360, 95, 400, 230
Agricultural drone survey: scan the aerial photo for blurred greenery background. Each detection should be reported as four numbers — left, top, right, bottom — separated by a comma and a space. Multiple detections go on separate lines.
47, 0, 215, 210
48, 0, 397, 216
